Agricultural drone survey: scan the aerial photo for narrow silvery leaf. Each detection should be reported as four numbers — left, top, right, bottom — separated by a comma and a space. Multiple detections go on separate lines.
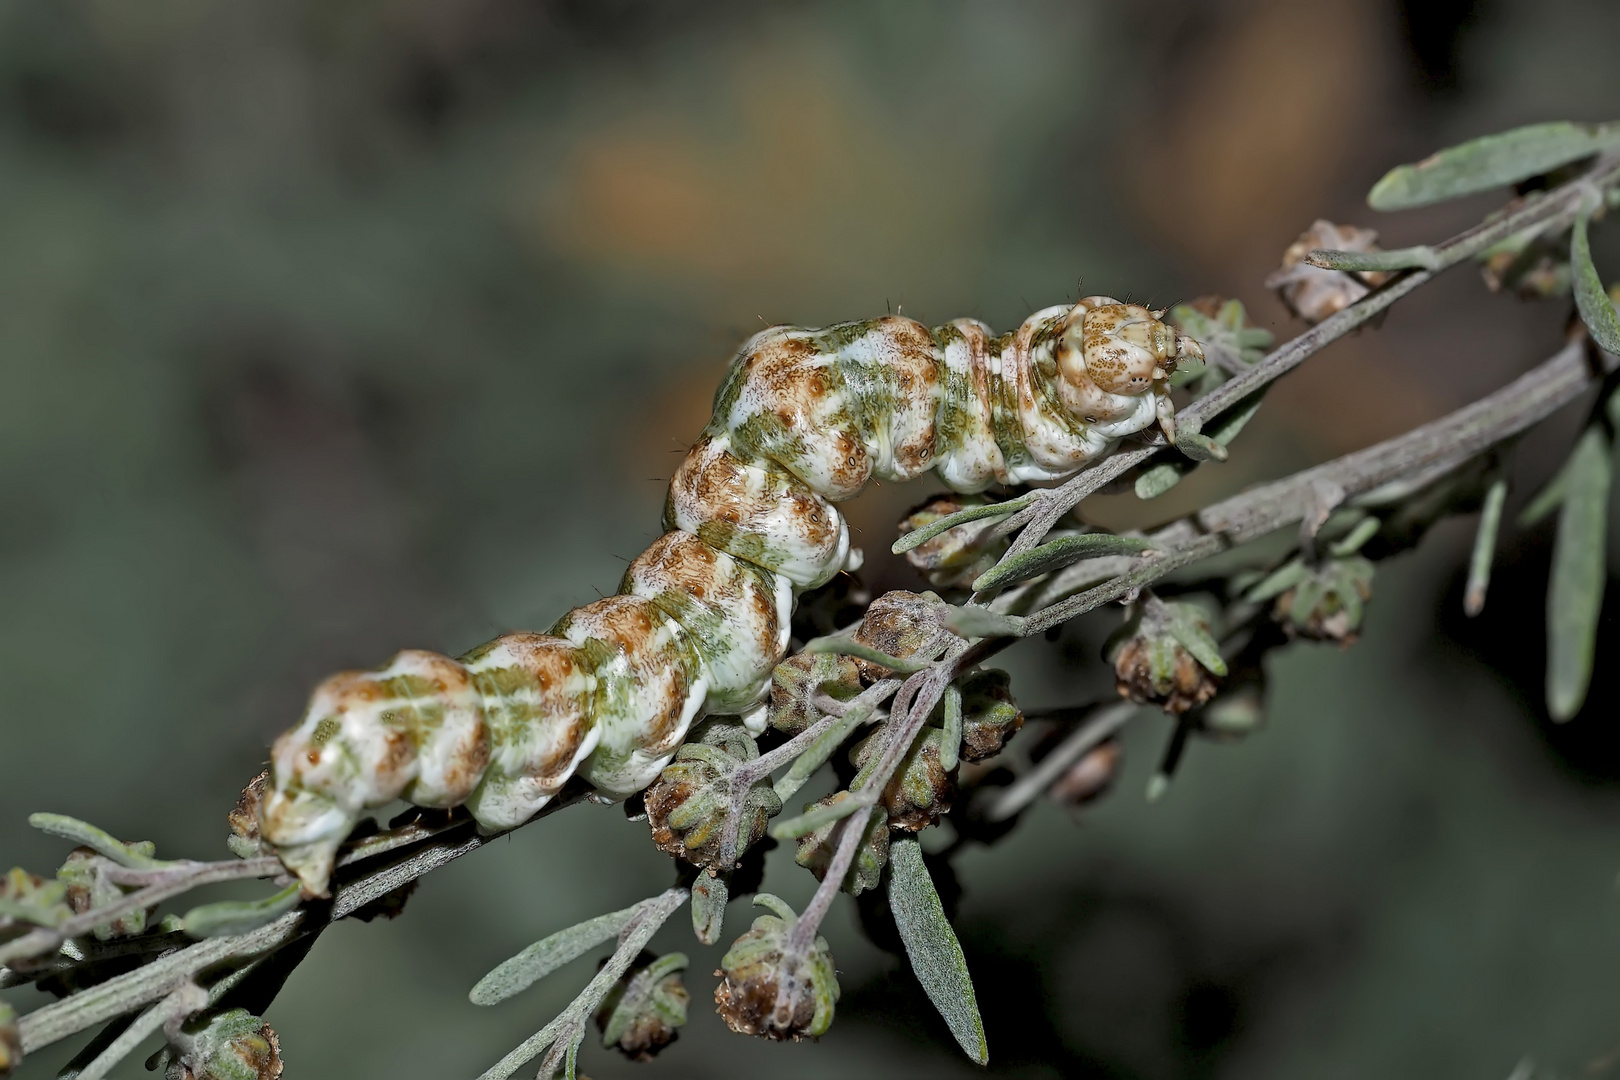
1136, 391, 1266, 500
27, 814, 170, 869
942, 604, 1026, 639
1304, 245, 1439, 272
1244, 560, 1309, 603
891, 491, 1038, 554
1465, 477, 1508, 617
939, 684, 963, 772
1175, 431, 1229, 463
1571, 214, 1620, 355
470, 906, 637, 1006
1519, 463, 1570, 527
1546, 426, 1611, 721
1328, 516, 1380, 557
1368, 121, 1620, 210
770, 793, 870, 841
888, 837, 988, 1065
181, 881, 302, 939
1166, 617, 1228, 678
973, 534, 1154, 592
690, 874, 728, 946
801, 635, 932, 673
774, 703, 872, 803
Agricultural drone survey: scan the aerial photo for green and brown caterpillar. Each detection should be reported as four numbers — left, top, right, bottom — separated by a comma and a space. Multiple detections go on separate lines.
258, 297, 1203, 893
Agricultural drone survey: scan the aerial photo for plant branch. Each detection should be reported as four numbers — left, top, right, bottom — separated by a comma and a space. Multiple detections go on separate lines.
981, 151, 1620, 577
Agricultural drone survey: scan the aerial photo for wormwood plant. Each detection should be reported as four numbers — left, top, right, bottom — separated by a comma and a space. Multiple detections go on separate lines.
4, 120, 1620, 1079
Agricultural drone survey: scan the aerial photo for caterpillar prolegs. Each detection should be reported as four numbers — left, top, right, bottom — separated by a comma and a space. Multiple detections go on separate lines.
259, 297, 1202, 893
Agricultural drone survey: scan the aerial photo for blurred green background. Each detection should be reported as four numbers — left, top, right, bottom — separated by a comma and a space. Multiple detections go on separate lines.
4, 1, 1620, 1076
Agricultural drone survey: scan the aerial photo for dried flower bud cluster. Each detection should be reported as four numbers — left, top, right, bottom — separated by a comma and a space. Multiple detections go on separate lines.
896, 495, 1011, 590
793, 792, 890, 895
1272, 556, 1375, 643
645, 720, 780, 870
851, 725, 955, 831
1109, 598, 1227, 714
1266, 220, 1393, 324
767, 653, 861, 735
850, 590, 947, 680
165, 1009, 283, 1080
715, 895, 840, 1041
1480, 234, 1572, 299
58, 847, 151, 940
596, 951, 690, 1062
957, 668, 1025, 761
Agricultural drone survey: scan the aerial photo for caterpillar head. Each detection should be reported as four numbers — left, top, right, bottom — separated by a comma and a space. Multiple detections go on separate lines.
1057, 298, 1202, 441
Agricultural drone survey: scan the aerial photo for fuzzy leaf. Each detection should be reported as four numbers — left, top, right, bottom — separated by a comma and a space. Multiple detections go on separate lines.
690, 874, 728, 947
1175, 430, 1230, 463
941, 604, 1027, 639
1546, 426, 1611, 721
891, 491, 1038, 554
972, 534, 1154, 592
1137, 390, 1266, 500
888, 837, 987, 1065
1305, 246, 1439, 272
801, 635, 932, 673
180, 881, 302, 939
1368, 121, 1620, 210
939, 684, 963, 772
28, 814, 170, 870
770, 793, 871, 841
1571, 214, 1620, 354
1244, 560, 1309, 603
1166, 617, 1228, 678
1465, 477, 1508, 617
471, 906, 638, 1006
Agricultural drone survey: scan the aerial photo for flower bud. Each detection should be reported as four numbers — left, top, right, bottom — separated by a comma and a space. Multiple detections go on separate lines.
957, 668, 1025, 762
1167, 297, 1273, 384
851, 590, 946, 681
1, 1000, 21, 1077
1049, 737, 1123, 807
1108, 598, 1225, 714
767, 652, 861, 735
851, 725, 955, 831
714, 895, 840, 1040
165, 1009, 282, 1080
596, 950, 690, 1062
896, 495, 1010, 590
793, 793, 889, 895
1265, 220, 1392, 324
58, 847, 151, 940
1272, 556, 1374, 644
645, 720, 781, 870
1, 866, 70, 937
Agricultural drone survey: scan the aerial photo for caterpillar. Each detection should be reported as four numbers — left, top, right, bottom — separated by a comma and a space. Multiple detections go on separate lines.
258, 297, 1202, 893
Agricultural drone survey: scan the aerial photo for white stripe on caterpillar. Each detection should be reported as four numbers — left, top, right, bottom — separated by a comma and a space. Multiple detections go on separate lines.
258, 296, 1200, 893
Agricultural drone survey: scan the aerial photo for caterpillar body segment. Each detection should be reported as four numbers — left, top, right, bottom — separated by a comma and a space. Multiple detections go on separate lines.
259, 297, 1200, 894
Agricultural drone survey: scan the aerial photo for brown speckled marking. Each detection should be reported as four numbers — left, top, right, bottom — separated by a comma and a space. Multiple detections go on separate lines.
555, 595, 695, 755
880, 318, 942, 478
733, 332, 871, 498
665, 435, 842, 574
391, 650, 491, 806
466, 633, 594, 788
